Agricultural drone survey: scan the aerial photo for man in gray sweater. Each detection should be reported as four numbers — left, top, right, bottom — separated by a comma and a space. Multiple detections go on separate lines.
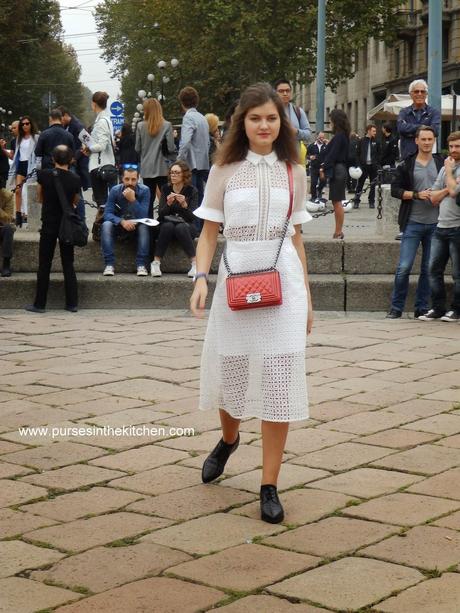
419, 131, 460, 322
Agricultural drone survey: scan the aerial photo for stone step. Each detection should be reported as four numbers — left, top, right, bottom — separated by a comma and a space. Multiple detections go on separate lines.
0, 273, 452, 311
10, 233, 452, 275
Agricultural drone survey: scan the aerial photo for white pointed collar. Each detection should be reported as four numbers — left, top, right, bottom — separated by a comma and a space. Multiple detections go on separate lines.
246, 150, 278, 167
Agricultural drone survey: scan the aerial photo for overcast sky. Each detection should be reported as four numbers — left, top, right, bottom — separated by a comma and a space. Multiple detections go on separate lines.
58, 0, 120, 101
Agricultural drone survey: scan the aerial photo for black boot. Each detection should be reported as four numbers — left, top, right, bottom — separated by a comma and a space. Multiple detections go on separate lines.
260, 484, 284, 523
201, 433, 240, 483
1, 258, 11, 277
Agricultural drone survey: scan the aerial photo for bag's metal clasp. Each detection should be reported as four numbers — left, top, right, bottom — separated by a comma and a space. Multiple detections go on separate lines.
246, 292, 261, 304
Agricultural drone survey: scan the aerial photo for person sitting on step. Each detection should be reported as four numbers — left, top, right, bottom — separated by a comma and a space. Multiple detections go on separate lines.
0, 187, 15, 277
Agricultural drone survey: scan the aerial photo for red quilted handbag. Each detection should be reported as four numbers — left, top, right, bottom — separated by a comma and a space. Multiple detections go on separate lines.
225, 162, 293, 311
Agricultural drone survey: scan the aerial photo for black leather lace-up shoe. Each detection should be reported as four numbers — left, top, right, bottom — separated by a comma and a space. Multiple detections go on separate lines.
201, 433, 240, 483
260, 484, 284, 523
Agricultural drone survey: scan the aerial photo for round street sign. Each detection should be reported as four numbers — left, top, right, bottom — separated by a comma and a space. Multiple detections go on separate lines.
110, 101, 124, 116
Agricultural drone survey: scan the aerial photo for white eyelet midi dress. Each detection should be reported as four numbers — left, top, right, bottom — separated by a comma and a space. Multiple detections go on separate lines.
194, 150, 312, 422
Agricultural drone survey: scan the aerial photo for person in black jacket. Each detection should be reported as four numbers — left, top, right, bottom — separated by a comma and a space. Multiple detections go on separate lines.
307, 132, 327, 200
150, 160, 199, 278
354, 124, 380, 209
380, 123, 399, 168
34, 109, 75, 170
386, 126, 444, 319
59, 106, 91, 191
320, 109, 350, 239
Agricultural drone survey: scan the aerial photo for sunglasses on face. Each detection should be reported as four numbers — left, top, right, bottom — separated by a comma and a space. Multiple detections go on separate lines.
412, 90, 427, 94
21, 122, 31, 126
122, 163, 138, 169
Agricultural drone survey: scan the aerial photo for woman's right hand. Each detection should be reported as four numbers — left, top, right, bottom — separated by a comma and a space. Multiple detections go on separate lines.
190, 279, 208, 317
166, 193, 175, 206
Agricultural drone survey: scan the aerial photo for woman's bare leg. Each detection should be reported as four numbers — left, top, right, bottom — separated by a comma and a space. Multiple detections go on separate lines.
332, 200, 344, 236
219, 408, 240, 444
261, 421, 289, 485
15, 176, 25, 213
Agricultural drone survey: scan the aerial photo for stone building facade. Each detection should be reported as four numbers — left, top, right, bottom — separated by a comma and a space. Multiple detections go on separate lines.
298, 0, 460, 137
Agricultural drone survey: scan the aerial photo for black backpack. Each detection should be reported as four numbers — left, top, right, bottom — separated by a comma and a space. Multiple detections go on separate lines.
52, 170, 88, 248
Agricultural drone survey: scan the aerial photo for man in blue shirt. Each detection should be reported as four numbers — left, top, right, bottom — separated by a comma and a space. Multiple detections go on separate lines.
274, 79, 312, 146
397, 79, 441, 160
101, 167, 151, 276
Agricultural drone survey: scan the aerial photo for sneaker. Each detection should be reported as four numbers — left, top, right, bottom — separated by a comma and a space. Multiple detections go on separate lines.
25, 304, 45, 314
414, 309, 428, 319
150, 260, 162, 277
137, 265, 148, 276
385, 309, 401, 319
440, 310, 460, 322
418, 309, 444, 321
103, 265, 115, 276
187, 261, 197, 278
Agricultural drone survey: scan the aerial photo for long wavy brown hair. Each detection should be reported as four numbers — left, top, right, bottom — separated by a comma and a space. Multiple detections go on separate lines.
215, 82, 298, 166
143, 98, 164, 136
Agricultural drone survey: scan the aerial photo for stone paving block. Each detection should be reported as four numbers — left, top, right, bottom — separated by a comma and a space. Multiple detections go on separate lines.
361, 525, 460, 571
167, 543, 319, 591
31, 542, 191, 593
407, 467, 460, 500
79, 407, 171, 428
383, 398, 454, 419
281, 428, 353, 454
107, 464, 202, 495
0, 508, 57, 538
342, 492, 460, 526
55, 576, 224, 613
0, 462, 33, 478
142, 512, 285, 555
88, 443, 189, 472
90, 378, 193, 403
216, 594, 327, 612
423, 389, 460, 402
267, 556, 423, 611
0, 420, 80, 446
0, 406, 88, 432
433, 510, 460, 530
307, 385, 354, 405
0, 540, 65, 577
21, 464, 126, 491
263, 516, 397, 557
20, 486, 143, 521
231, 488, 354, 526
0, 576, 81, 613
318, 410, 413, 435
376, 572, 460, 613
308, 468, 423, 498
221, 464, 329, 494
358, 428, 441, 449
0, 440, 28, 455
24, 512, 170, 552
28, 388, 109, 407
370, 444, 460, 475
3, 441, 105, 470
401, 413, 460, 436
0, 479, 48, 508
309, 400, 375, 422
159, 408, 223, 432
340, 389, 417, 408
289, 442, 393, 471
67, 396, 150, 416
126, 484, 255, 520
437, 433, 460, 448
179, 444, 266, 475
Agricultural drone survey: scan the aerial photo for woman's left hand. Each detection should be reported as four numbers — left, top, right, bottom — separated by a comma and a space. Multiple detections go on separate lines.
307, 308, 314, 335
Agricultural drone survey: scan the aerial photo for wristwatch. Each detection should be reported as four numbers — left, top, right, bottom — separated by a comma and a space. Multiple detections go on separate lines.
413, 191, 419, 199
193, 272, 208, 283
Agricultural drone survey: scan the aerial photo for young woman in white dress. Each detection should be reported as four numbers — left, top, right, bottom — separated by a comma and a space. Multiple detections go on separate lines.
190, 82, 313, 524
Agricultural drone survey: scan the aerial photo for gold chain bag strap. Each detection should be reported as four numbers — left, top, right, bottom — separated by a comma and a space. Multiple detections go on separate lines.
224, 161, 294, 310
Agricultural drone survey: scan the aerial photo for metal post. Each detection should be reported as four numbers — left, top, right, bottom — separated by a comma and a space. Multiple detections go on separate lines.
452, 90, 457, 133
316, 0, 326, 132
428, 0, 442, 148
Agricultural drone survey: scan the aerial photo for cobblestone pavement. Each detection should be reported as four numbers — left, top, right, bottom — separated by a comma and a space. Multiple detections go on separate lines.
0, 309, 459, 613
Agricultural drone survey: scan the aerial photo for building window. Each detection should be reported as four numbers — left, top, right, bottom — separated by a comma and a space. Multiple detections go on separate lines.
354, 52, 359, 72
363, 43, 368, 69
363, 98, 367, 128
443, 28, 450, 62
408, 40, 415, 73
395, 47, 400, 77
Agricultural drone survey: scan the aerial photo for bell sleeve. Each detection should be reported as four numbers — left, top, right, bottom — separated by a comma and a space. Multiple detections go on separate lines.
291, 163, 313, 225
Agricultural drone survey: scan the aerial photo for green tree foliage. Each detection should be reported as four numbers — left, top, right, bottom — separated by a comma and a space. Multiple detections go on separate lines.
95, 0, 403, 120
0, 0, 87, 129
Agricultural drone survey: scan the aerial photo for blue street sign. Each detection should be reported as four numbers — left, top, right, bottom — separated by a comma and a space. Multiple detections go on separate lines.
111, 116, 125, 130
110, 101, 124, 116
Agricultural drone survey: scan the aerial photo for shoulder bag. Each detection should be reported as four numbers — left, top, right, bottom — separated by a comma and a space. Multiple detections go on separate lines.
224, 162, 293, 310
52, 170, 89, 248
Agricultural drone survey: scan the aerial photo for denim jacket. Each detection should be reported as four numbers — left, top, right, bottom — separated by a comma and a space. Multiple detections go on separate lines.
397, 104, 441, 160
103, 183, 150, 225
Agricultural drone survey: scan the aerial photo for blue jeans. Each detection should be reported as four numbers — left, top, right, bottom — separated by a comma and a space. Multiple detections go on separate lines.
429, 225, 460, 312
101, 220, 150, 268
192, 169, 208, 233
391, 222, 436, 313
